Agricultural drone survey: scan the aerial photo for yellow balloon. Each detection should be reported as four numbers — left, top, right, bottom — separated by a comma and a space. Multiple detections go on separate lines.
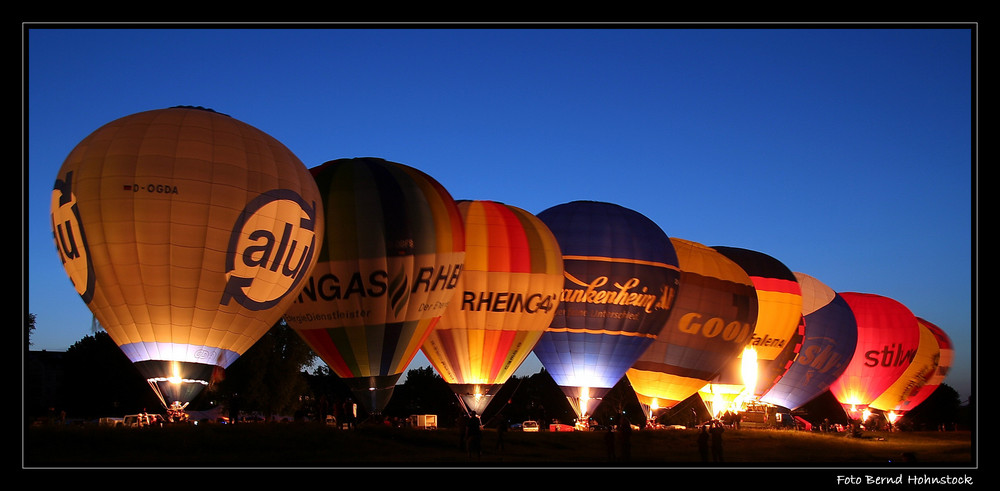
869, 318, 940, 412
51, 106, 323, 407
420, 200, 563, 414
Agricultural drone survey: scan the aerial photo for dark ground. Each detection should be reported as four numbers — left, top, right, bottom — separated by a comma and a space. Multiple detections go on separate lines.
24, 422, 974, 468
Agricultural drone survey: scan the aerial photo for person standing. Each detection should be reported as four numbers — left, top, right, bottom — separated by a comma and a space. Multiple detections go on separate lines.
466, 411, 483, 458
697, 425, 710, 462
618, 417, 633, 462
495, 417, 507, 452
604, 425, 617, 462
710, 421, 725, 462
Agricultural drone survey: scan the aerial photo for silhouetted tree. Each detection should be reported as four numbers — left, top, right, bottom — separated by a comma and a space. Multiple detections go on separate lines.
213, 320, 314, 421
385, 366, 461, 425
301, 365, 355, 423
899, 383, 963, 431
60, 331, 160, 419
26, 312, 36, 347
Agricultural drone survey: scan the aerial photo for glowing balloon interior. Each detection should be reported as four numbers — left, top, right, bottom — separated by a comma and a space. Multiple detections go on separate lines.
828, 292, 920, 420
627, 238, 758, 416
51, 106, 323, 408
421, 200, 563, 415
699, 246, 803, 413
283, 157, 465, 415
533, 201, 680, 419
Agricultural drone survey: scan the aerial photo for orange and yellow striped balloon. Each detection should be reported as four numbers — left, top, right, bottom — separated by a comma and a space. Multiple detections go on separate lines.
421, 200, 563, 414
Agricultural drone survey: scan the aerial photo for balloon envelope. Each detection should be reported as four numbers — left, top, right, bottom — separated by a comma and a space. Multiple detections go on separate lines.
627, 238, 757, 413
828, 292, 920, 419
700, 247, 804, 405
889, 318, 953, 414
50, 106, 323, 407
533, 201, 680, 418
869, 317, 949, 413
284, 157, 465, 414
421, 200, 563, 415
760, 272, 858, 410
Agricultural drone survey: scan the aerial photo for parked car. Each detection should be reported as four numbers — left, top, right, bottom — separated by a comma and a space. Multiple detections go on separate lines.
522, 420, 540, 432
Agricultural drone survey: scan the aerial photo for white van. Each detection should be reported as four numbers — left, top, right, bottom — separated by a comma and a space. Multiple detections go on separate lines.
522, 420, 540, 432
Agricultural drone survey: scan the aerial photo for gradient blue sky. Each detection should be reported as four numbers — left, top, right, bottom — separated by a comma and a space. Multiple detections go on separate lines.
25, 26, 975, 402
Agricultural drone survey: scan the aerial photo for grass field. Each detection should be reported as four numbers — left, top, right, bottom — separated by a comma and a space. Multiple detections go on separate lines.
24, 423, 975, 470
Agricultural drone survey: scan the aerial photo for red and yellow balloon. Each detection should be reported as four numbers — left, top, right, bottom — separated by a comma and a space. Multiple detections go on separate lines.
828, 292, 920, 420
870, 317, 952, 421
894, 318, 953, 413
421, 200, 563, 415
51, 106, 323, 408
698, 247, 804, 414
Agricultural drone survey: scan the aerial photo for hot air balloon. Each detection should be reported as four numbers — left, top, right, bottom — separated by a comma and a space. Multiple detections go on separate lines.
50, 106, 323, 409
533, 201, 680, 420
870, 317, 952, 422
421, 200, 563, 416
890, 318, 953, 415
698, 247, 803, 416
828, 293, 920, 421
626, 238, 757, 419
283, 157, 465, 416
760, 272, 858, 410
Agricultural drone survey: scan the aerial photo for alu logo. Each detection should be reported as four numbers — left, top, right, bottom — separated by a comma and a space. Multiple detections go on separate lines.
51, 171, 96, 304
222, 189, 319, 311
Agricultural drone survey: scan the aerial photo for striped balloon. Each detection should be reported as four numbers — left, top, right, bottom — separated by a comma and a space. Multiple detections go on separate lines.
284, 157, 465, 414
421, 200, 563, 415
699, 247, 804, 411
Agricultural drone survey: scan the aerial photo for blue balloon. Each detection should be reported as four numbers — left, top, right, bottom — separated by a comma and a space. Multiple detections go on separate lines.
533, 201, 680, 418
761, 272, 859, 410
